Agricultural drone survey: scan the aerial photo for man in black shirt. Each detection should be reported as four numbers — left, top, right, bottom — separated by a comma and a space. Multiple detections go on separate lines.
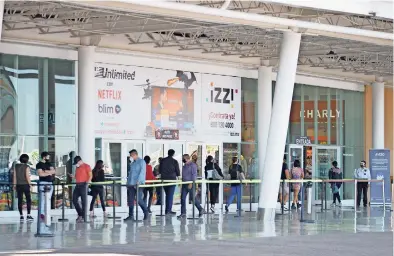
278, 156, 290, 210
159, 149, 180, 215
36, 152, 55, 222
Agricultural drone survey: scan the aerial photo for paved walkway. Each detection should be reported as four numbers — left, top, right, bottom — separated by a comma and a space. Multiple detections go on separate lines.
0, 207, 391, 255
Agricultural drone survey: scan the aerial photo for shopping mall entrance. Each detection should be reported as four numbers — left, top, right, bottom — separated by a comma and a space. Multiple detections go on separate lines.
288, 144, 342, 204
95, 138, 222, 209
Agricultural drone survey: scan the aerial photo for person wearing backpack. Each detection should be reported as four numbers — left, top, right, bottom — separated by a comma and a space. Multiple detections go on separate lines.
328, 161, 343, 208
204, 155, 224, 213
225, 157, 245, 213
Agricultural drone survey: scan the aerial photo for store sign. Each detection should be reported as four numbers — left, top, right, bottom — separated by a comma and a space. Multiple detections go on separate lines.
295, 136, 312, 145
93, 63, 241, 142
155, 129, 179, 140
290, 101, 344, 122
369, 149, 391, 205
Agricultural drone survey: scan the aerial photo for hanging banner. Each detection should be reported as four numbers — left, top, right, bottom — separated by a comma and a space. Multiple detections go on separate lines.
369, 149, 391, 205
94, 63, 241, 142
201, 74, 241, 142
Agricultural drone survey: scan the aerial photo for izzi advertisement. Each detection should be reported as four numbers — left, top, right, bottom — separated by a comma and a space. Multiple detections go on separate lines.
369, 149, 391, 205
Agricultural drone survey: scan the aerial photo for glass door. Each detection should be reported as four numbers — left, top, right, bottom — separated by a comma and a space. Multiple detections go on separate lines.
288, 144, 304, 169
101, 139, 145, 208
313, 146, 340, 201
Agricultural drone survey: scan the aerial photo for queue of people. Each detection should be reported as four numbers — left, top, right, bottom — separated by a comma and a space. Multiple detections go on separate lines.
12, 147, 374, 223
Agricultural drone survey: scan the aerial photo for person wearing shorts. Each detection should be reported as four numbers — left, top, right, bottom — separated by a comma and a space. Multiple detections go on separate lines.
278, 157, 290, 210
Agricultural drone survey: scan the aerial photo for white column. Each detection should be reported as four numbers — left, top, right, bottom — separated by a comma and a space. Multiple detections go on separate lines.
78, 46, 96, 166
0, 0, 4, 41
372, 78, 385, 149
257, 63, 272, 208
258, 31, 301, 220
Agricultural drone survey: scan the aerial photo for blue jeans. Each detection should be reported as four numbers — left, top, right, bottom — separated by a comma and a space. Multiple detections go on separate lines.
227, 185, 242, 210
181, 184, 202, 215
164, 185, 176, 213
39, 181, 53, 216
127, 186, 148, 216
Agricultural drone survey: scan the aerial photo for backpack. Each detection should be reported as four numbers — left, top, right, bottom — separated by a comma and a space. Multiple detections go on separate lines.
230, 164, 239, 180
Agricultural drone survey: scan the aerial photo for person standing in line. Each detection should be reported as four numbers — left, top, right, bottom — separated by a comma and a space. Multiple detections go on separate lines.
153, 157, 162, 205
13, 154, 33, 221
329, 161, 343, 208
225, 157, 245, 213
354, 160, 371, 208
159, 149, 180, 215
89, 160, 106, 217
68, 156, 92, 222
36, 152, 55, 220
204, 155, 223, 213
290, 160, 304, 210
178, 154, 205, 219
124, 149, 149, 221
278, 156, 290, 211
143, 155, 156, 214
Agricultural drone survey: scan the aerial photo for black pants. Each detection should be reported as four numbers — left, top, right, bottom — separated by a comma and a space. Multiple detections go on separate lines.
143, 187, 154, 210
16, 185, 31, 215
209, 183, 219, 206
89, 186, 106, 212
73, 183, 87, 217
357, 182, 368, 206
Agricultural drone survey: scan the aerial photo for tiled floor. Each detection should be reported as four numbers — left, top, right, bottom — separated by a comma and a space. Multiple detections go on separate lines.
0, 206, 391, 255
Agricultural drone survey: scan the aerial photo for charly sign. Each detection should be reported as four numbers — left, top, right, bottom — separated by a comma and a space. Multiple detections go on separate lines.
369, 149, 391, 205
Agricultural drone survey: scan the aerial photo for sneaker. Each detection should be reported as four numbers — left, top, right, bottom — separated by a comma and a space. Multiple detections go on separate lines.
330, 203, 336, 208
76, 216, 84, 223
123, 215, 134, 222
210, 206, 215, 213
297, 203, 301, 209
89, 211, 94, 218
225, 205, 229, 213
199, 209, 206, 217
148, 208, 152, 214
103, 212, 108, 218
26, 215, 34, 221
20, 216, 24, 221
177, 214, 186, 219
291, 203, 296, 210
166, 211, 176, 215
143, 213, 149, 221
337, 202, 342, 208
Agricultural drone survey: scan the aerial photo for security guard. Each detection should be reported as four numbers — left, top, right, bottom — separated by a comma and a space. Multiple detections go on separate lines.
354, 160, 371, 207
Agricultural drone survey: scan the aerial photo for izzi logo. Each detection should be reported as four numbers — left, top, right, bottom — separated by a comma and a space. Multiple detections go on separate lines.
209, 82, 237, 104
95, 66, 136, 80
98, 104, 121, 114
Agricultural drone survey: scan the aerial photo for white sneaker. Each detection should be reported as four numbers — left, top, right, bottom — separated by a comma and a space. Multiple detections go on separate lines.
337, 203, 342, 208
330, 203, 336, 208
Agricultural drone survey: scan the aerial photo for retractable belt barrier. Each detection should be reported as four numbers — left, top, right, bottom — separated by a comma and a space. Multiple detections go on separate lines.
3, 177, 387, 236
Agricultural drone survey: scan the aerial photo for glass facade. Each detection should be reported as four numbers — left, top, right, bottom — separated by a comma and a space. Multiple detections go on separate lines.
0, 54, 76, 211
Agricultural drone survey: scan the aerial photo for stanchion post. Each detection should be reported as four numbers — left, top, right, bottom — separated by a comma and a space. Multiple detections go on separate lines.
83, 183, 89, 223
58, 182, 68, 222
156, 180, 165, 217
36, 181, 41, 235
382, 179, 385, 211
324, 181, 327, 210
245, 180, 255, 213
281, 180, 285, 215
135, 183, 142, 222
320, 182, 324, 212
107, 180, 120, 219
206, 179, 210, 217
288, 180, 291, 213
354, 179, 358, 210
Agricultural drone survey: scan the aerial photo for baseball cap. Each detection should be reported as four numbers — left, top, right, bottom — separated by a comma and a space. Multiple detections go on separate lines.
73, 156, 82, 165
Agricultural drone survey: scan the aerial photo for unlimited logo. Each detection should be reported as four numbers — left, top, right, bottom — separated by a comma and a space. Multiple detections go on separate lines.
95, 66, 135, 80
98, 104, 121, 114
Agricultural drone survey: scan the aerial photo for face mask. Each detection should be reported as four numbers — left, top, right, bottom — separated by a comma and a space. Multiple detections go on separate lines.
182, 159, 186, 164
76, 163, 80, 168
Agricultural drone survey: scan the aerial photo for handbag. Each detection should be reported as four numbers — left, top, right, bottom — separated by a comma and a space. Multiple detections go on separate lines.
212, 168, 223, 180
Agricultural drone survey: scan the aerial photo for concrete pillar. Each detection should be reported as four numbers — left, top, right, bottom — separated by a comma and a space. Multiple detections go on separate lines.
258, 31, 301, 220
0, 0, 4, 41
372, 77, 385, 149
257, 62, 272, 206
78, 46, 96, 166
